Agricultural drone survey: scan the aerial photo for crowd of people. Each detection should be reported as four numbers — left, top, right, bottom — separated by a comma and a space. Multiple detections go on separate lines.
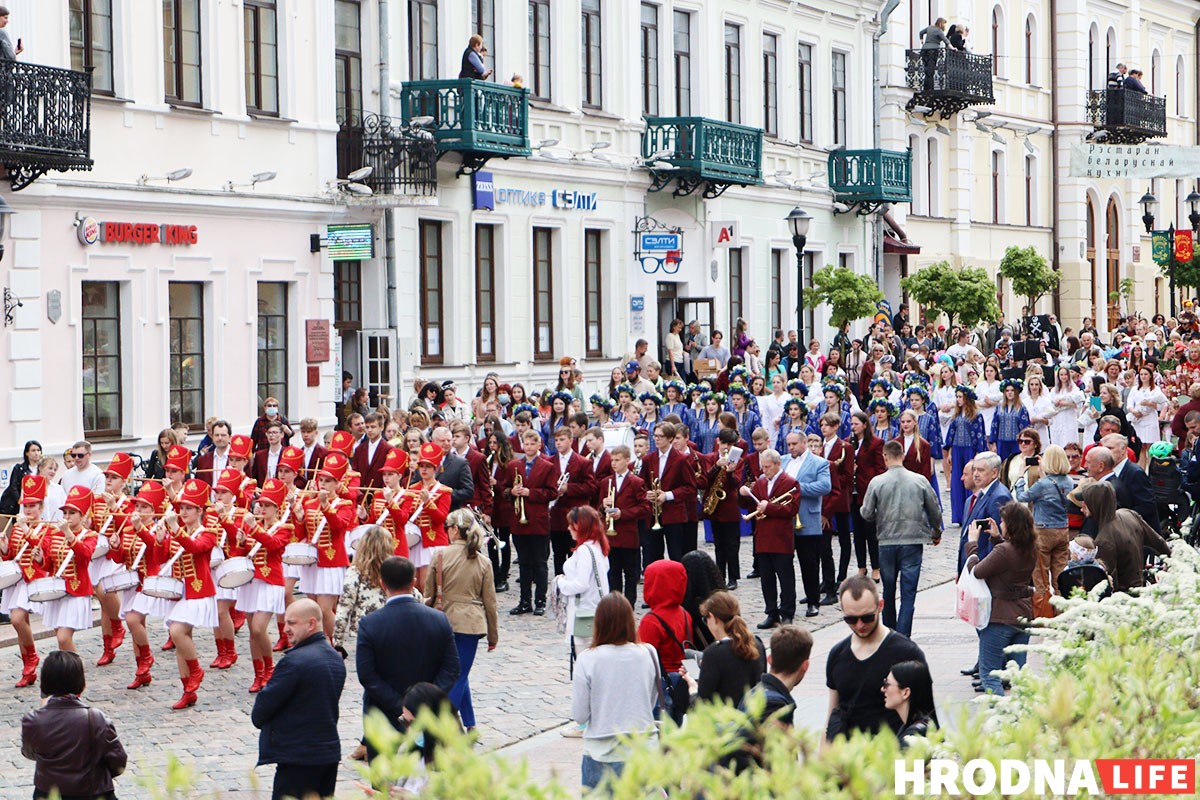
10, 300, 1199, 796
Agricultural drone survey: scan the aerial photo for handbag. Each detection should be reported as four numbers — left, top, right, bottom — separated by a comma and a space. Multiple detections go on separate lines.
649, 612, 692, 724
571, 546, 603, 639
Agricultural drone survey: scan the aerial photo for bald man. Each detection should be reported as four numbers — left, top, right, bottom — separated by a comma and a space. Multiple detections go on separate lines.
252, 598, 346, 800
1098, 433, 1160, 531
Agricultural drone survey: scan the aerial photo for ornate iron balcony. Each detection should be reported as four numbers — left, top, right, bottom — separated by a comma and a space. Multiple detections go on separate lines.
904, 49, 994, 117
336, 113, 438, 196
828, 148, 912, 214
642, 116, 763, 197
1086, 88, 1167, 145
0, 60, 93, 190
399, 79, 530, 176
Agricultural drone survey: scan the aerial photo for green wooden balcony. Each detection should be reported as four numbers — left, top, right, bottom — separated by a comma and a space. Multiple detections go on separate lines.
642, 116, 762, 197
399, 79, 530, 175
828, 148, 912, 213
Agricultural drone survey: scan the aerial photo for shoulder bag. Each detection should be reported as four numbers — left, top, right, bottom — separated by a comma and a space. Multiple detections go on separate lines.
649, 612, 692, 724
571, 545, 603, 639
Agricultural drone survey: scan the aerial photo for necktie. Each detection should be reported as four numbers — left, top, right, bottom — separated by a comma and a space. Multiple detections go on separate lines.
968, 492, 979, 516
526, 460, 533, 478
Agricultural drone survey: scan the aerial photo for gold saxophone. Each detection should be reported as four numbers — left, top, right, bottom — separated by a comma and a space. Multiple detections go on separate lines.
702, 463, 728, 516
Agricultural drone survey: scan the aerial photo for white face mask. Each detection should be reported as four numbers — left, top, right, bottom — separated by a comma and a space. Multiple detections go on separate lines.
265, 406, 278, 417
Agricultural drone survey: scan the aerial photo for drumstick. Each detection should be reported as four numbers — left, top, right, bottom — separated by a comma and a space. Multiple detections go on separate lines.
11, 540, 29, 562
54, 549, 74, 579
130, 543, 147, 572
157, 547, 185, 578
245, 541, 264, 560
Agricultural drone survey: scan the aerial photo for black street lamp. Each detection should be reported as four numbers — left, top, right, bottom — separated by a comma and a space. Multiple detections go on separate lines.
1188, 187, 1200, 234
1141, 190, 1180, 318
786, 206, 813, 344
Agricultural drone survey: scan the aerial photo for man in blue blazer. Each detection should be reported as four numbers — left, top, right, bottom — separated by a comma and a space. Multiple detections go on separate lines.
781, 431, 832, 618
958, 452, 1011, 574
356, 556, 460, 762
252, 598, 347, 800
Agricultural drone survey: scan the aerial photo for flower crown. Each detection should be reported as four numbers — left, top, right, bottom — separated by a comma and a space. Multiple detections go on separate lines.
511, 402, 538, 417
638, 391, 664, 405
868, 398, 899, 418
869, 377, 893, 393
551, 390, 575, 407
903, 372, 932, 388
663, 379, 687, 396
702, 391, 727, 406
589, 394, 615, 411
784, 397, 808, 416
615, 382, 636, 397
904, 384, 930, 402
728, 384, 750, 398
821, 382, 847, 400
955, 384, 978, 401
786, 379, 810, 396
729, 366, 750, 383
999, 378, 1025, 393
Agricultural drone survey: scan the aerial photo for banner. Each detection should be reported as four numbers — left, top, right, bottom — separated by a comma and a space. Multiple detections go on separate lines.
1070, 143, 1200, 179
1177, 230, 1194, 263
1152, 231, 1171, 265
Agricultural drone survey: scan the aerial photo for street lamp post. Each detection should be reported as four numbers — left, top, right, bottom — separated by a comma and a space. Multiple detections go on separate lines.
1141, 190, 1177, 318
786, 206, 813, 345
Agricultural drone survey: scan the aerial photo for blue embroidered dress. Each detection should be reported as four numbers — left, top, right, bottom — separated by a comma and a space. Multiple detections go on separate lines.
662, 402, 694, 432
988, 404, 1030, 460
776, 421, 809, 453
806, 401, 852, 440
692, 416, 722, 454
944, 413, 988, 524
731, 409, 761, 444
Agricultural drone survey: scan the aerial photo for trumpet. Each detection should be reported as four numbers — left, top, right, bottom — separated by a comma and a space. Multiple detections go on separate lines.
742, 487, 797, 521
650, 477, 663, 531
514, 473, 528, 525
605, 482, 617, 535
549, 470, 570, 510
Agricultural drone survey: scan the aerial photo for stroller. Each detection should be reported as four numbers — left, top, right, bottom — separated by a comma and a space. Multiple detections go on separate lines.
1057, 563, 1109, 599
1147, 443, 1192, 541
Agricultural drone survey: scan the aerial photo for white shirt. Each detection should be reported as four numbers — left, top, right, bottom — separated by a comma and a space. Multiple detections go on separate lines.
656, 448, 670, 478
765, 472, 780, 496
266, 446, 282, 479
558, 451, 572, 472
783, 450, 807, 480
823, 437, 837, 459
61, 464, 104, 495
303, 444, 318, 472
365, 437, 383, 464
212, 448, 229, 477
614, 470, 627, 492
904, 434, 915, 454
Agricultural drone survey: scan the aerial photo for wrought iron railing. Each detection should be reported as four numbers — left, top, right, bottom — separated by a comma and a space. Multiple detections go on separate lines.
336, 113, 438, 196
904, 49, 994, 103
0, 60, 93, 188
828, 149, 912, 205
399, 79, 530, 157
642, 116, 763, 184
1086, 88, 1167, 140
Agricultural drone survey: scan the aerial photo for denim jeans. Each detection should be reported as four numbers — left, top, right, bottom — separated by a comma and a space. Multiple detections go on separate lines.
581, 754, 625, 792
977, 622, 1030, 695
449, 632, 482, 727
878, 544, 924, 637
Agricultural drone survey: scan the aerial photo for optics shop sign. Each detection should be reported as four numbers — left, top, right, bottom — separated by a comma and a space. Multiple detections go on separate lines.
492, 186, 600, 211
77, 216, 198, 246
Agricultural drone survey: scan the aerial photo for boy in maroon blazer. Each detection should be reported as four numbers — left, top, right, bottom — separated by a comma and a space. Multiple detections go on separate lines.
508, 430, 556, 615
599, 445, 650, 606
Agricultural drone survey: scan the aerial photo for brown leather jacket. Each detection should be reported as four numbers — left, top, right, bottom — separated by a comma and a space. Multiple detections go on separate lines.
22, 695, 127, 797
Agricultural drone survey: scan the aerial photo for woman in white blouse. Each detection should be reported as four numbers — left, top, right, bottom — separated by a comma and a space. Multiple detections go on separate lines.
1126, 365, 1168, 467
931, 363, 959, 444
1021, 372, 1054, 448
555, 506, 611, 651
1046, 366, 1085, 449
664, 319, 685, 378
975, 361, 1003, 435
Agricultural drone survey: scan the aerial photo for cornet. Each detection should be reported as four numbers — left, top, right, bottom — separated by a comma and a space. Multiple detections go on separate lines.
650, 477, 663, 531
742, 487, 797, 521
549, 470, 570, 510
604, 482, 617, 535
514, 473, 528, 524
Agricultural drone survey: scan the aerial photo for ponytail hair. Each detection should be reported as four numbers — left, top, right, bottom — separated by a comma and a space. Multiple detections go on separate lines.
445, 508, 485, 558
701, 590, 759, 662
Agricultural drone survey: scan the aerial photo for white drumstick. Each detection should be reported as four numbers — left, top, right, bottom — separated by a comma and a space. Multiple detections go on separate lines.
246, 541, 264, 560
12, 540, 29, 562
157, 547, 185, 577
130, 543, 147, 571
54, 549, 75, 579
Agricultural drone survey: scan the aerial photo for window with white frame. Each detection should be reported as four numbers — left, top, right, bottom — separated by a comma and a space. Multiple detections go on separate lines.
724, 23, 741, 123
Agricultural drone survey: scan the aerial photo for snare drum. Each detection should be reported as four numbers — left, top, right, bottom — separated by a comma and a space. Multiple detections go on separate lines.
405, 522, 422, 549
141, 575, 184, 600
99, 569, 140, 594
602, 426, 636, 453
27, 576, 67, 603
0, 560, 22, 590
90, 534, 110, 560
347, 524, 373, 552
282, 542, 318, 566
214, 556, 255, 589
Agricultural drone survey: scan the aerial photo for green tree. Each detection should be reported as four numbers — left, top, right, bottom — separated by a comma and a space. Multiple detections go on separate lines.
901, 261, 1000, 329
1174, 251, 1200, 292
805, 265, 884, 328
998, 245, 1059, 311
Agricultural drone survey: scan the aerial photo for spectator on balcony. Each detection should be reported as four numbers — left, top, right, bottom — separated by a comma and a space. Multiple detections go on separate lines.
1107, 63, 1127, 89
0, 7, 23, 60
1123, 69, 1148, 95
948, 24, 970, 52
458, 34, 493, 81
918, 18, 957, 93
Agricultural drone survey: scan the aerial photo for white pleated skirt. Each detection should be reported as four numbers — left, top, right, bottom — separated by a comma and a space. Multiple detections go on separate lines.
114, 588, 138, 616
1, 581, 42, 614
238, 580, 285, 614
128, 591, 173, 620
42, 594, 93, 631
88, 557, 120, 585
409, 541, 431, 568
216, 585, 239, 602
283, 563, 303, 581
166, 595, 219, 629
296, 565, 345, 597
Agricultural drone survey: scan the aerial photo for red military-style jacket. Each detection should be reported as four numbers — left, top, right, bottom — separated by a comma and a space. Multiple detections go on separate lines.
240, 518, 292, 586
395, 482, 452, 548
6, 521, 49, 583
369, 490, 410, 558
547, 450, 597, 531
700, 451, 744, 524
299, 495, 355, 568
39, 527, 99, 597
852, 437, 886, 498
821, 438, 854, 515
167, 523, 218, 599
900, 435, 934, 480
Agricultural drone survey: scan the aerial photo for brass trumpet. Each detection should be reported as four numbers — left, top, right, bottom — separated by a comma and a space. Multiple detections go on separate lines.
514, 473, 528, 524
604, 482, 617, 535
742, 487, 797, 521
650, 476, 663, 531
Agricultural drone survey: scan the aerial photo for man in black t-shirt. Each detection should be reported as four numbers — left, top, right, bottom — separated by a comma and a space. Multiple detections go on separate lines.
825, 576, 927, 742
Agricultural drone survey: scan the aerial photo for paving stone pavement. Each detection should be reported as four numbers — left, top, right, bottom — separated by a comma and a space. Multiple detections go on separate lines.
0, 469, 965, 798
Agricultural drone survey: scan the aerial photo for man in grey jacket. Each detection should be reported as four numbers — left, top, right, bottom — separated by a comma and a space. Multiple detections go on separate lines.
860, 440, 943, 636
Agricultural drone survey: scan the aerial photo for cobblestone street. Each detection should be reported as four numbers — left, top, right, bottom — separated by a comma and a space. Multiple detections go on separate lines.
1, 477, 964, 798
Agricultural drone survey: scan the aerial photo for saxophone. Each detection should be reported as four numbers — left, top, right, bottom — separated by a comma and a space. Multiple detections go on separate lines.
702, 463, 728, 516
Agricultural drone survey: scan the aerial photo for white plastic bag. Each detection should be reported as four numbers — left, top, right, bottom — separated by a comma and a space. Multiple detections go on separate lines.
955, 561, 992, 630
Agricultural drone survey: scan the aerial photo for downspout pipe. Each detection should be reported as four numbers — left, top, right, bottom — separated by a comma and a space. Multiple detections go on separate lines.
379, 0, 398, 335
1050, 0, 1061, 319
873, 0, 901, 285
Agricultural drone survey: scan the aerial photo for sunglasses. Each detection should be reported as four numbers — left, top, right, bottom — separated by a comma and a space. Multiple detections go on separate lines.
70, 452, 87, 459
1018, 438, 1034, 444
843, 612, 877, 625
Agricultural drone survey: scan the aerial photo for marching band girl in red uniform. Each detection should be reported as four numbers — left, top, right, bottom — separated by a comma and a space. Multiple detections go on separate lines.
162, 479, 219, 710
294, 452, 356, 642
122, 480, 173, 689
396, 443, 452, 588
36, 486, 100, 653
1, 475, 51, 686
238, 477, 292, 692
369, 449, 412, 558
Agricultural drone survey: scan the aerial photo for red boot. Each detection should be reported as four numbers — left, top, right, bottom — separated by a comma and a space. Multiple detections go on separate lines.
209, 639, 225, 669
110, 619, 126, 650
272, 621, 289, 652
96, 634, 116, 666
171, 677, 197, 710
183, 658, 204, 693
261, 655, 274, 686
222, 638, 238, 668
249, 659, 265, 693
231, 607, 246, 633
126, 644, 155, 690
161, 637, 176, 651
15, 645, 38, 688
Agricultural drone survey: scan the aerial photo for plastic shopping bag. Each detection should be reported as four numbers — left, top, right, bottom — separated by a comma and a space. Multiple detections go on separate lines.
955, 561, 992, 630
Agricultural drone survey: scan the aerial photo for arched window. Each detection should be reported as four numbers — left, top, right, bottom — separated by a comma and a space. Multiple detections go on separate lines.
1088, 24, 1097, 91
927, 137, 939, 217
991, 6, 1004, 77
1151, 49, 1161, 95
909, 134, 923, 215
991, 149, 1006, 224
1105, 28, 1116, 74
1177, 55, 1186, 115
1025, 15, 1036, 84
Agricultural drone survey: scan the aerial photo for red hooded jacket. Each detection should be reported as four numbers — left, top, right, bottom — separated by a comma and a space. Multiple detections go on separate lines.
637, 560, 692, 673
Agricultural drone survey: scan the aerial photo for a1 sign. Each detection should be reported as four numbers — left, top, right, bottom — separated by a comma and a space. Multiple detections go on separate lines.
712, 220, 739, 248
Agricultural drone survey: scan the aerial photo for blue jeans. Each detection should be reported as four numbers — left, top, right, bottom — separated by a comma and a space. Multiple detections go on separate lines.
878, 544, 923, 637
582, 754, 625, 791
977, 622, 1029, 695
449, 632, 482, 727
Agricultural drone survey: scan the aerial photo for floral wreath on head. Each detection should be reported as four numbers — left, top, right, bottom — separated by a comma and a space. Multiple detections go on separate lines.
511, 402, 538, 418
589, 393, 615, 412
869, 377, 893, 394
663, 379, 687, 397
904, 384, 930, 403
955, 384, 978, 401
702, 391, 727, 406
728, 384, 750, 399
786, 379, 810, 397
551, 390, 575, 407
615, 382, 636, 398
821, 382, 847, 401
729, 366, 751, 384
903, 372, 932, 388
638, 391, 664, 405
999, 377, 1024, 394
868, 398, 899, 418
783, 397, 807, 417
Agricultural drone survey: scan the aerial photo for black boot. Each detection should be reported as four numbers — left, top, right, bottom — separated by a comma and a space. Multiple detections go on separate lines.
533, 601, 547, 616
509, 601, 532, 616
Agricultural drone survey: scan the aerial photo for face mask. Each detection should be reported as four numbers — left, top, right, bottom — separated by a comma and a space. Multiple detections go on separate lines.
266, 407, 278, 417
499, 393, 511, 405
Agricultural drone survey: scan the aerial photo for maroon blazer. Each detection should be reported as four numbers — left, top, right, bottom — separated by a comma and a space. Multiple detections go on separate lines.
459, 446, 493, 517
352, 438, 394, 491
299, 444, 328, 487
600, 471, 649, 549
638, 447, 697, 526
822, 438, 853, 514
701, 452, 743, 523
193, 449, 237, 487
249, 447, 285, 486
741, 473, 801, 554
852, 436, 886, 498
548, 450, 597, 531
491, 459, 516, 529
681, 448, 705, 523
508, 456, 556, 537
585, 449, 614, 508
741, 449, 765, 487
901, 436, 934, 480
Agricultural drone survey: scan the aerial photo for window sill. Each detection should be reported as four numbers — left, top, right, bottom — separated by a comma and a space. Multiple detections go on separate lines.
247, 111, 296, 123
92, 94, 133, 105
84, 434, 142, 445
581, 107, 623, 121
167, 103, 221, 117
530, 99, 576, 115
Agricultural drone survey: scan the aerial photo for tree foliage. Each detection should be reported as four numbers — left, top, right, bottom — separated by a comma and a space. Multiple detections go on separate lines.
900, 261, 1000, 329
1175, 251, 1200, 291
997, 245, 1059, 310
805, 265, 884, 328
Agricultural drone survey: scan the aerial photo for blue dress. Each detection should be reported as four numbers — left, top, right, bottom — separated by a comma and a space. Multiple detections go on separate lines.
662, 402, 693, 432
988, 404, 1030, 460
731, 409, 761, 444
541, 418, 566, 454
692, 416, 721, 454
916, 410, 943, 503
944, 414, 988, 524
872, 422, 900, 442
776, 422, 808, 453
610, 410, 625, 423
806, 401, 852, 440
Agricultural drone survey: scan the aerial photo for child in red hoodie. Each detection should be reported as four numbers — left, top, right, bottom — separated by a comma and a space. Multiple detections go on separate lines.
638, 560, 692, 674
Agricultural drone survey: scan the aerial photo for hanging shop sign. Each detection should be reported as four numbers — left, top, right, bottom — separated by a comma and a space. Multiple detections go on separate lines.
1069, 143, 1200, 179
77, 216, 198, 246
711, 220, 740, 248
633, 216, 684, 275
326, 224, 374, 261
